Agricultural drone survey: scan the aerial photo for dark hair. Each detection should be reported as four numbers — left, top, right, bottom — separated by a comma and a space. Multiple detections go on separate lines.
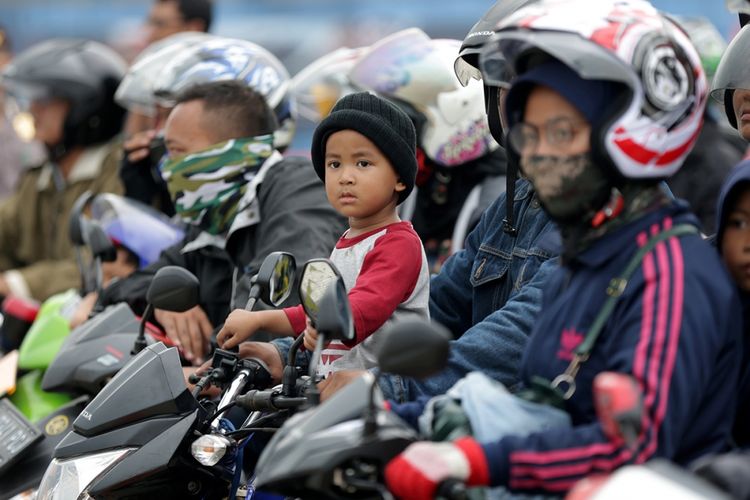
174, 80, 278, 140
158, 0, 213, 32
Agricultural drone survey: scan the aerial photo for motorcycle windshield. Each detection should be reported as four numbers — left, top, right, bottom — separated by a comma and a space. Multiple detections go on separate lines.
72, 343, 197, 437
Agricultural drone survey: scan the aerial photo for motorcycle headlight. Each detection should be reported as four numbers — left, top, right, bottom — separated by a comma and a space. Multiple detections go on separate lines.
191, 434, 233, 466
36, 448, 135, 500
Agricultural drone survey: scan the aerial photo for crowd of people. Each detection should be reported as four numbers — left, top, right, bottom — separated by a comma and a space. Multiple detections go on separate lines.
2, 0, 750, 497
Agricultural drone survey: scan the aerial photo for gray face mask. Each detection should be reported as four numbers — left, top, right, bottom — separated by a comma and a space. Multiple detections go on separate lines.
520, 153, 610, 221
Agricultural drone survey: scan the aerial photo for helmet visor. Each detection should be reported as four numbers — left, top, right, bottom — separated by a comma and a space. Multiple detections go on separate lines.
711, 25, 750, 102
479, 30, 635, 90
349, 28, 456, 110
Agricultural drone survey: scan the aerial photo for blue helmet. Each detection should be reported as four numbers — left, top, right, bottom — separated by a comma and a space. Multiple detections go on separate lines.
89, 194, 185, 268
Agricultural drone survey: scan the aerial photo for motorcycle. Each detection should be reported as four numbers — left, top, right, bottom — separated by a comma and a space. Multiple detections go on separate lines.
35, 252, 300, 499
252, 282, 458, 500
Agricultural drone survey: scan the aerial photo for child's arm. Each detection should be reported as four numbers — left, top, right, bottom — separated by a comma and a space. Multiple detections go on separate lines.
217, 309, 295, 349
346, 231, 424, 345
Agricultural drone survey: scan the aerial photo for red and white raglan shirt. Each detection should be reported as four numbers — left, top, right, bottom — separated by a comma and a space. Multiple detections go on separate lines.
283, 221, 430, 377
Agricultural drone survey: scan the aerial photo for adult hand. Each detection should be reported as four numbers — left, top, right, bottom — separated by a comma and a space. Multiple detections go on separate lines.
237, 341, 285, 383
124, 129, 157, 163
155, 305, 213, 365
318, 370, 367, 401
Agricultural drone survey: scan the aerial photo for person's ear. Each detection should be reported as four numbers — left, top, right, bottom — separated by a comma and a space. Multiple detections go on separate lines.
395, 180, 406, 193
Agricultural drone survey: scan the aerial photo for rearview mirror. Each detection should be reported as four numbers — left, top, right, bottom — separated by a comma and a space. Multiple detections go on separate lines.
315, 277, 353, 342
146, 266, 200, 313
298, 259, 341, 325
377, 321, 450, 379
253, 252, 296, 308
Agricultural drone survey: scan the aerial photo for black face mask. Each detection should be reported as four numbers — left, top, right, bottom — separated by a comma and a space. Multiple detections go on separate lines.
520, 152, 610, 222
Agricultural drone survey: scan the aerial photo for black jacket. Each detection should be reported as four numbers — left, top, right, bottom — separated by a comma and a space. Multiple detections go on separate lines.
101, 155, 347, 327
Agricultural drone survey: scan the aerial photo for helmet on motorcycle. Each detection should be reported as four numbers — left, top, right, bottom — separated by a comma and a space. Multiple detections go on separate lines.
89, 194, 185, 268
115, 32, 213, 117
0, 39, 127, 158
350, 28, 497, 168
480, 0, 707, 181
152, 37, 297, 151
711, 24, 750, 129
291, 46, 365, 124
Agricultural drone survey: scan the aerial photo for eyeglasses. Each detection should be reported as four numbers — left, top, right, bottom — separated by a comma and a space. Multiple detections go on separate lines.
507, 117, 588, 154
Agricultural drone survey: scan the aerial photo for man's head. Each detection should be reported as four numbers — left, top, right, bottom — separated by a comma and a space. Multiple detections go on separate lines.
164, 80, 277, 158
146, 0, 213, 44
311, 92, 417, 205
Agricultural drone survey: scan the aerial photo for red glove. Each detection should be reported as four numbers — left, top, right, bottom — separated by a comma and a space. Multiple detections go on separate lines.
385, 437, 490, 500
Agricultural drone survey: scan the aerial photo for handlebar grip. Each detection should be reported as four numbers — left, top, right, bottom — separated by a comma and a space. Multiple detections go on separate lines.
188, 373, 201, 384
436, 479, 468, 500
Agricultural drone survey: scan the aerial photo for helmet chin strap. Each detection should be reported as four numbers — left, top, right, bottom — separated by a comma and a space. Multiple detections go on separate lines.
591, 188, 625, 228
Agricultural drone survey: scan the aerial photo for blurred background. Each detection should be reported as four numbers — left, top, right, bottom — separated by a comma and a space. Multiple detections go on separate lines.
0, 0, 741, 150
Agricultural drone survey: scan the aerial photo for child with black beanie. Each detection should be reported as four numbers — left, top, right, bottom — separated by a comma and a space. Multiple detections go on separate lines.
218, 92, 430, 377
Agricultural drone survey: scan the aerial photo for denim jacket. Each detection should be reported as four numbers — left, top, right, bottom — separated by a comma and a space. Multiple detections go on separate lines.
378, 179, 560, 401
272, 179, 560, 402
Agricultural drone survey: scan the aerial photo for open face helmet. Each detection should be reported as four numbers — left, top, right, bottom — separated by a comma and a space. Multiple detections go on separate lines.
711, 24, 750, 129
480, 0, 707, 181
291, 46, 366, 124
115, 32, 213, 117
1, 39, 127, 156
350, 28, 497, 168
152, 37, 297, 150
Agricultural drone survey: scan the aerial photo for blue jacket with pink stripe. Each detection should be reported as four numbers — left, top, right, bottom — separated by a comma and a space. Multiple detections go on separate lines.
481, 202, 742, 493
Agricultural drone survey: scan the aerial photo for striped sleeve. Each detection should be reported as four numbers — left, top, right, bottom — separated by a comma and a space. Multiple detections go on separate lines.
480, 218, 717, 492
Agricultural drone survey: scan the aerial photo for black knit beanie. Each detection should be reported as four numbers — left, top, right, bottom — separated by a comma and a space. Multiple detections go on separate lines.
311, 92, 417, 204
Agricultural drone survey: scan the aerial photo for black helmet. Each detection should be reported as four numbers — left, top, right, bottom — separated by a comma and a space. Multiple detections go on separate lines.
454, 0, 537, 235
1, 39, 127, 159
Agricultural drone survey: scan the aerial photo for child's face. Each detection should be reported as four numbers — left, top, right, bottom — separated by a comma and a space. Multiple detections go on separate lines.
101, 247, 138, 287
722, 189, 750, 292
324, 129, 405, 225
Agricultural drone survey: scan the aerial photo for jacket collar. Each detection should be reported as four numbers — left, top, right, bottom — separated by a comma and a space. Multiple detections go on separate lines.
572, 201, 698, 269
36, 143, 111, 191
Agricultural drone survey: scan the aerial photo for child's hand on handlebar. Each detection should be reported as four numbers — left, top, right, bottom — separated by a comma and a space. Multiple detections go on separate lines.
303, 316, 320, 352
216, 309, 261, 349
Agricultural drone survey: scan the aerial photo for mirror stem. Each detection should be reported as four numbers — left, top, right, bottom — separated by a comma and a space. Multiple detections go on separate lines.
282, 335, 305, 397
363, 369, 381, 436
132, 303, 154, 355
244, 281, 261, 310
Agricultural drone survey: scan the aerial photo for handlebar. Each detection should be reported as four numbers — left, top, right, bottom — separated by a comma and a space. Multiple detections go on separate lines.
235, 389, 308, 411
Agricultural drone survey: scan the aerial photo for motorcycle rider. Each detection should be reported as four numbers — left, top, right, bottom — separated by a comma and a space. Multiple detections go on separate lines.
218, 92, 430, 378
346, 28, 507, 272
711, 22, 750, 145
68, 193, 186, 328
117, 35, 296, 216
99, 80, 344, 365
385, 1, 741, 497
0, 39, 125, 302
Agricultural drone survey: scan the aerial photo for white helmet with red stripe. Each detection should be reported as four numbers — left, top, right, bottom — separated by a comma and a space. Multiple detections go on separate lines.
478, 0, 707, 181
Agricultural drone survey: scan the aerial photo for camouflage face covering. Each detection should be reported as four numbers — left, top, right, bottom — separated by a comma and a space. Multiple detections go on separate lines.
520, 153, 610, 221
161, 135, 274, 234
